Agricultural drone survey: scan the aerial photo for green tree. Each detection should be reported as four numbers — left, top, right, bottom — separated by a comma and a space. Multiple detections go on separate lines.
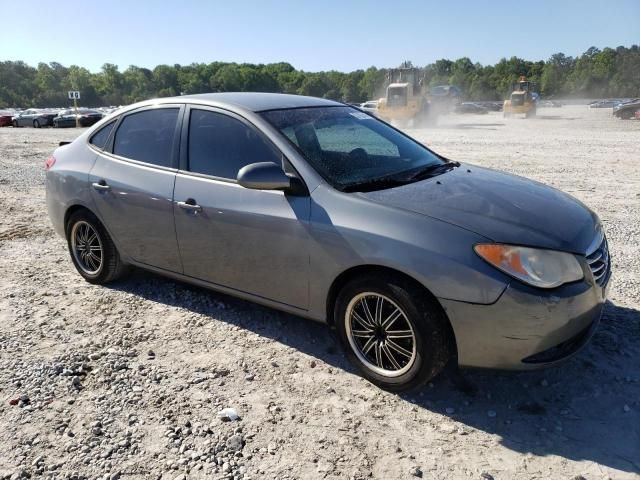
0, 46, 638, 108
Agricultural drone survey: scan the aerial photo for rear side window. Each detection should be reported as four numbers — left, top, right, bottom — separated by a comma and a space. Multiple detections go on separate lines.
113, 108, 179, 167
188, 109, 281, 179
89, 120, 116, 150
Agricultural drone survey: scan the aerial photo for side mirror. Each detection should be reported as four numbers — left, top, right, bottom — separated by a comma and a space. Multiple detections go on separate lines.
237, 162, 291, 191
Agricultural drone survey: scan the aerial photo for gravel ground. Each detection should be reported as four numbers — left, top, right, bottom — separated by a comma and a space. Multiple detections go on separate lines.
0, 106, 638, 480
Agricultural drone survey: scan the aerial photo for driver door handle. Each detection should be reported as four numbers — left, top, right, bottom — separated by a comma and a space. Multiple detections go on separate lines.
177, 199, 202, 212
92, 180, 111, 191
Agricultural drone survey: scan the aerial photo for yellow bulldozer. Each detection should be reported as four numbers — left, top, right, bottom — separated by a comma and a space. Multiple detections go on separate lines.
503, 76, 538, 118
376, 67, 461, 127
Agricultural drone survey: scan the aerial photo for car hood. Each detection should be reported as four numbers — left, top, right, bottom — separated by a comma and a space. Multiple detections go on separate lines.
358, 164, 599, 254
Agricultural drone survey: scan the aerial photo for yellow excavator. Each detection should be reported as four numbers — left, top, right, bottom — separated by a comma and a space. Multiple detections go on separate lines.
503, 76, 538, 118
376, 67, 461, 126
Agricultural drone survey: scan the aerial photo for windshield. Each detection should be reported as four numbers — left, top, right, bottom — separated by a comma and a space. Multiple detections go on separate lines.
260, 106, 444, 191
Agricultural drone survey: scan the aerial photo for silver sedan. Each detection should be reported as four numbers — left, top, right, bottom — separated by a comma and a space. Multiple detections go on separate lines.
46, 93, 610, 391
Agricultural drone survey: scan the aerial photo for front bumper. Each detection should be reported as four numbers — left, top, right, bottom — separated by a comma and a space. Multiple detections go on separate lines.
377, 106, 420, 121
440, 275, 609, 369
504, 104, 533, 114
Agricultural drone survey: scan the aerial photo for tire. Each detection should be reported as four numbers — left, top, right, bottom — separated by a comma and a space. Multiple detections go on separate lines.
65, 210, 129, 284
334, 274, 452, 391
12, 120, 18, 128
33, 119, 40, 128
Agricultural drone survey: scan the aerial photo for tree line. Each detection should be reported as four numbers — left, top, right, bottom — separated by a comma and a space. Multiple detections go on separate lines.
1, 45, 638, 108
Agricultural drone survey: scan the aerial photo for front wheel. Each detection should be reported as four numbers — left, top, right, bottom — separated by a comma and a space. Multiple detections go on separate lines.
334, 275, 452, 391
66, 210, 129, 284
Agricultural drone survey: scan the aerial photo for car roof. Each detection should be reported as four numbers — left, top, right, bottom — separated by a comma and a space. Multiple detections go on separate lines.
160, 92, 342, 112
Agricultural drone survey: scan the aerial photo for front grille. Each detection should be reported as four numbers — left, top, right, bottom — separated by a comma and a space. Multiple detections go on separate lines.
511, 94, 525, 106
586, 236, 610, 287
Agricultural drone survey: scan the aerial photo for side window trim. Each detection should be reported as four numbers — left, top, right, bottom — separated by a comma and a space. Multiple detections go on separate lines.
103, 115, 122, 153
102, 104, 185, 170
179, 104, 287, 184
87, 119, 118, 152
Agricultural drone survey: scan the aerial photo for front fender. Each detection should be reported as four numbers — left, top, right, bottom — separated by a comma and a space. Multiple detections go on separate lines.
307, 185, 510, 321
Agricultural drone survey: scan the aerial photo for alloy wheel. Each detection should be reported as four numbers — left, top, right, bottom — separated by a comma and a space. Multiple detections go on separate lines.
70, 221, 103, 275
345, 292, 417, 377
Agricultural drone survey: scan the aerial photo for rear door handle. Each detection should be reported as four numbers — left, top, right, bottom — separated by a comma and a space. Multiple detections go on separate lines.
177, 199, 202, 212
92, 180, 111, 191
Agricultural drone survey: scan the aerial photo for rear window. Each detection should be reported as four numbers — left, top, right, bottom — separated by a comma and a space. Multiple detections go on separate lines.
113, 109, 179, 167
89, 120, 116, 150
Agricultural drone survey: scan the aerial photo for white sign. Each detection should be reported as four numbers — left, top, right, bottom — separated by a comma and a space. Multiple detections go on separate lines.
68, 91, 81, 100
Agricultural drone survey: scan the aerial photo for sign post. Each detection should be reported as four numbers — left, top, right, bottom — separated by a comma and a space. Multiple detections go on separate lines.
68, 91, 81, 128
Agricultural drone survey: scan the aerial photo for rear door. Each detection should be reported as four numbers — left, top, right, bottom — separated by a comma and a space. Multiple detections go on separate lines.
173, 106, 310, 309
88, 105, 184, 273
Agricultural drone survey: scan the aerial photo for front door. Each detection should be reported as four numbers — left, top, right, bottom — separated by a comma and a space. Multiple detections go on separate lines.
173, 107, 310, 309
89, 106, 183, 273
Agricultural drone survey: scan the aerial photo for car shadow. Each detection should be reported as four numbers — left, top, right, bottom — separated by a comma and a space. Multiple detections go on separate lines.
107, 271, 640, 474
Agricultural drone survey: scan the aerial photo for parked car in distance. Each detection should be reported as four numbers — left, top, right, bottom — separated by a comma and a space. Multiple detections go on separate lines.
359, 100, 379, 114
477, 101, 503, 112
0, 111, 13, 127
539, 100, 562, 108
12, 109, 57, 128
613, 99, 640, 119
53, 109, 103, 128
46, 93, 610, 391
588, 100, 620, 109
454, 102, 489, 114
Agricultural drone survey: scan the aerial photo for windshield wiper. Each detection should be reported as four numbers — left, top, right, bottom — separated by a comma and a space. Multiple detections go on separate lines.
406, 161, 460, 181
341, 161, 460, 193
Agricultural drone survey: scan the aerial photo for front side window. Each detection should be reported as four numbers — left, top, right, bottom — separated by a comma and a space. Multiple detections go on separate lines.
188, 109, 281, 179
113, 108, 179, 167
89, 120, 116, 150
261, 106, 444, 191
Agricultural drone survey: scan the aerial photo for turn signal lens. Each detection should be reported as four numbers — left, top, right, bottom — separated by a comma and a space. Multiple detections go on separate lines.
474, 244, 583, 289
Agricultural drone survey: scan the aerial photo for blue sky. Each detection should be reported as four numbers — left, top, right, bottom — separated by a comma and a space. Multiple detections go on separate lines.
2, 0, 638, 72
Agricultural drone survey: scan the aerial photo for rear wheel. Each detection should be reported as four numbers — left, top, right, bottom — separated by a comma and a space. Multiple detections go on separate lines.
12, 120, 18, 128
66, 210, 129, 284
334, 274, 452, 391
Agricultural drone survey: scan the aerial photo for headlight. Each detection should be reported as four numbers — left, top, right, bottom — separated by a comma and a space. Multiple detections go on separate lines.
474, 244, 583, 288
